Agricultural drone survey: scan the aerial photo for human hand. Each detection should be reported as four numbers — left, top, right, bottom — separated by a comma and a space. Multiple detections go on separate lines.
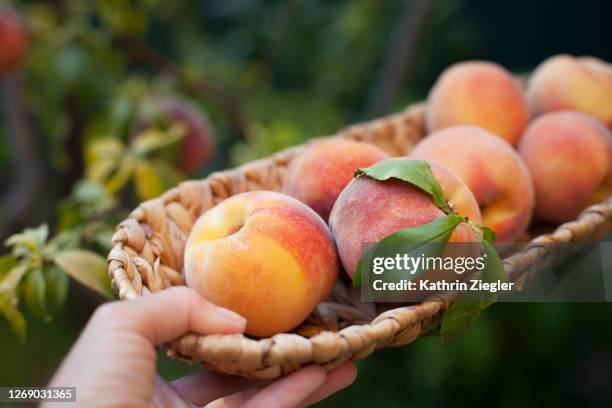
45, 286, 356, 407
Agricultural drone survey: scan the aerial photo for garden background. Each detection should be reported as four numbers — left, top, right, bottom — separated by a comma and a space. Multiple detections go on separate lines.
1, 0, 611, 406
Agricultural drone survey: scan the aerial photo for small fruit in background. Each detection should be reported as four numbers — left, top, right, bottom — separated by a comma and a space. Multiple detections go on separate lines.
329, 158, 481, 279
283, 139, 389, 221
426, 61, 529, 146
0, 6, 28, 76
527, 54, 612, 127
184, 191, 338, 337
135, 95, 216, 173
410, 126, 534, 242
518, 111, 612, 224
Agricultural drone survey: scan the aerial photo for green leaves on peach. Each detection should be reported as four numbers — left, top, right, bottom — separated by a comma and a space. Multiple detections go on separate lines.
351, 159, 507, 344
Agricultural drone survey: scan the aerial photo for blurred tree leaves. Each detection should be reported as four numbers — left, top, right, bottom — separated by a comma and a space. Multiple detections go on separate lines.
53, 250, 113, 300
85, 125, 185, 200
0, 225, 112, 340
1, 0, 485, 342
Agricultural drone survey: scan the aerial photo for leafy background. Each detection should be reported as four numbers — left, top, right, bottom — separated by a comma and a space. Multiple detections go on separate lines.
1, 0, 612, 406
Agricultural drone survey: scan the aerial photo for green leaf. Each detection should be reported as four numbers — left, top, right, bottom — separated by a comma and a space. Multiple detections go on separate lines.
0, 263, 28, 340
439, 237, 506, 346
354, 214, 464, 287
85, 138, 130, 190
45, 266, 69, 314
23, 269, 49, 320
480, 226, 496, 244
29, 224, 50, 247
58, 181, 116, 230
131, 125, 185, 156
355, 159, 452, 214
0, 294, 26, 342
87, 157, 119, 183
5, 224, 49, 254
86, 138, 125, 167
53, 250, 113, 299
0, 264, 29, 293
104, 154, 136, 194
469, 220, 496, 244
73, 180, 112, 204
46, 229, 81, 254
480, 239, 506, 285
133, 159, 166, 200
0, 255, 18, 280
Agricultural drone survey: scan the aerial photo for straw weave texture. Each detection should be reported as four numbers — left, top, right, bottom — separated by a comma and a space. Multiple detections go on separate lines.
108, 103, 612, 379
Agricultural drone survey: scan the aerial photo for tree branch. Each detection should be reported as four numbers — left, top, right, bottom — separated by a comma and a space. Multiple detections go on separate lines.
62, 94, 86, 195
366, 0, 434, 117
1, 73, 43, 240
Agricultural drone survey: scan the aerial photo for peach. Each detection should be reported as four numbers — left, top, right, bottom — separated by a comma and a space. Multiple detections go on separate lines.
184, 191, 338, 337
426, 61, 529, 145
329, 158, 482, 279
0, 6, 28, 76
410, 126, 535, 241
283, 139, 389, 221
135, 95, 216, 173
526, 55, 612, 127
518, 111, 612, 223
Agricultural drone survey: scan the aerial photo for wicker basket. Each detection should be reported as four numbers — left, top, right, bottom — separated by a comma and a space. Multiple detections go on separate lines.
108, 102, 612, 380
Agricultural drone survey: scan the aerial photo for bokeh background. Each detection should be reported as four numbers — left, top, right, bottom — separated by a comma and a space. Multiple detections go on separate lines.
1, 0, 612, 406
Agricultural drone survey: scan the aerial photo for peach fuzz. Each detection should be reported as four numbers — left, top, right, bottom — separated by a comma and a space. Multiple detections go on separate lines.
518, 111, 612, 223
283, 139, 389, 221
526, 55, 612, 127
426, 61, 529, 145
329, 158, 481, 279
410, 126, 535, 242
184, 191, 338, 337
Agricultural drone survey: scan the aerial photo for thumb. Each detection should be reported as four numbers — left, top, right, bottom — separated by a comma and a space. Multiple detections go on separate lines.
94, 286, 246, 345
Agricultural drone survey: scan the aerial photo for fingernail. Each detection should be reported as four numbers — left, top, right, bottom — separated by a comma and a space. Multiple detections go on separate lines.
215, 306, 247, 326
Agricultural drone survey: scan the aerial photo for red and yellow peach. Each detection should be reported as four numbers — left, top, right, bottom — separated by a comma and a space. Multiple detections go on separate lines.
283, 139, 389, 221
184, 191, 338, 337
526, 55, 612, 127
329, 158, 481, 279
518, 111, 612, 223
410, 126, 535, 241
426, 61, 529, 145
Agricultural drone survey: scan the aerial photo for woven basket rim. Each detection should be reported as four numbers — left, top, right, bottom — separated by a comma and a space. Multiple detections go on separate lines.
107, 102, 612, 380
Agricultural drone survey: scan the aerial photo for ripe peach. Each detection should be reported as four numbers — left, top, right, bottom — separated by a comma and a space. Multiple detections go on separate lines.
135, 95, 216, 173
283, 139, 389, 221
0, 6, 28, 76
526, 55, 612, 127
410, 126, 535, 241
426, 61, 529, 145
184, 191, 338, 337
329, 158, 481, 279
518, 111, 612, 223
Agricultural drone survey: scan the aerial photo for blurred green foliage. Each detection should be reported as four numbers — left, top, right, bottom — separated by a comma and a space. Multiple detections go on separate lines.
1, 0, 612, 406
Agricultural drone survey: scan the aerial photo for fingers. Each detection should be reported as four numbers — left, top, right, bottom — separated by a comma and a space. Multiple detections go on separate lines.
243, 365, 327, 408
170, 370, 264, 406
208, 365, 327, 408
208, 388, 260, 408
152, 376, 193, 408
298, 362, 357, 407
93, 286, 246, 345
207, 363, 357, 408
